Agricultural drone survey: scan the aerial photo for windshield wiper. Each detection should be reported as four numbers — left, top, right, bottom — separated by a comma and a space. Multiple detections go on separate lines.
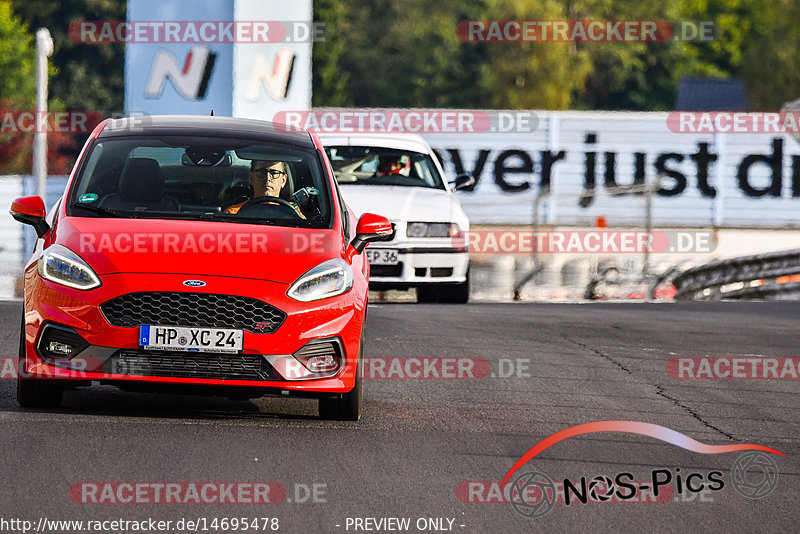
70, 203, 124, 217
198, 212, 229, 220
202, 213, 308, 228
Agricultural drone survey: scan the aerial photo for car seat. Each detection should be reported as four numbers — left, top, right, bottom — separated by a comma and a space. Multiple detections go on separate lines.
99, 158, 180, 211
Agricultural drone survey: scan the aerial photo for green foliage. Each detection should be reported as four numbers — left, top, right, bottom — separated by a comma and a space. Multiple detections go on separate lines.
313, 0, 800, 110
10, 0, 126, 115
737, 0, 800, 110
312, 0, 352, 107
0, 0, 796, 118
478, 0, 592, 109
0, 0, 35, 106
314, 0, 490, 108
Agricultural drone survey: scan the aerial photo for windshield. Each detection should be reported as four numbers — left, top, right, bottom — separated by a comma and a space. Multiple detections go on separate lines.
324, 146, 445, 190
67, 136, 331, 228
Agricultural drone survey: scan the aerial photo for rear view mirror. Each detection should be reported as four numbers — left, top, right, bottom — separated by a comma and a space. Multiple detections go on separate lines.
182, 148, 230, 167
10, 196, 49, 237
234, 146, 306, 162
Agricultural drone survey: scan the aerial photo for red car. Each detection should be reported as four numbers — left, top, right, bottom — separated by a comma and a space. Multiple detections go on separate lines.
10, 115, 392, 420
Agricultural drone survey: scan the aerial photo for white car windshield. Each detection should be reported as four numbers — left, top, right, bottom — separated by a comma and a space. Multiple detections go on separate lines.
325, 146, 446, 190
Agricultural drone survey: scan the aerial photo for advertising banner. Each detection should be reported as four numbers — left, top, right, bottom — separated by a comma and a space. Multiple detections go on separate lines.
124, 0, 313, 119
425, 111, 800, 227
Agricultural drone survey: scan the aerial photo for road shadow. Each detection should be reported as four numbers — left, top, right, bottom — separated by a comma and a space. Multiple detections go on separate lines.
4, 383, 321, 422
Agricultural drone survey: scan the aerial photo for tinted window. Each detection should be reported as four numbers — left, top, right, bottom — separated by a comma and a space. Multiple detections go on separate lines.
324, 146, 445, 190
68, 135, 331, 228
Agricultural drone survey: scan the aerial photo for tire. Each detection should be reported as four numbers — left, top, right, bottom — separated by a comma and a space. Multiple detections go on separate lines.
417, 267, 470, 304
416, 285, 440, 303
439, 277, 470, 304
318, 340, 363, 421
17, 314, 62, 409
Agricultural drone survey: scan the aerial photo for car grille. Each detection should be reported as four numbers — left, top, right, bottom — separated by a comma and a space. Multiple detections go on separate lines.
107, 350, 276, 381
370, 263, 403, 277
100, 292, 286, 333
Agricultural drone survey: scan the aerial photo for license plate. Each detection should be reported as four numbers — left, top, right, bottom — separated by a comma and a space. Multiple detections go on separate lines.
139, 325, 244, 354
366, 249, 399, 265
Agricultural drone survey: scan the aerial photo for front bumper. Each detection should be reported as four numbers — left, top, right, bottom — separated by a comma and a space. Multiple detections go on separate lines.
367, 246, 469, 289
22, 269, 366, 394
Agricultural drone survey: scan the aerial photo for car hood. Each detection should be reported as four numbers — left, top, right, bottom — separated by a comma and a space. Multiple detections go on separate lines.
55, 217, 343, 284
338, 185, 460, 222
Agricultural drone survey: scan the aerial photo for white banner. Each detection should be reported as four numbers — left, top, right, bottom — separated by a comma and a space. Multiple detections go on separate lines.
425, 111, 800, 227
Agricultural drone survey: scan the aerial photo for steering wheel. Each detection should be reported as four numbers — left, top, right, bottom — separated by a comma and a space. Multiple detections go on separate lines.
235, 196, 302, 218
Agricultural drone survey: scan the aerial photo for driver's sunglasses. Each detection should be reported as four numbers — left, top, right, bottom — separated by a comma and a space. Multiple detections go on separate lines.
252, 168, 287, 180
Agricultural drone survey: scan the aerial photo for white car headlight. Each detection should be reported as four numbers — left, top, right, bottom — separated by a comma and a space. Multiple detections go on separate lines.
406, 222, 428, 238
406, 222, 460, 238
287, 258, 354, 302
38, 245, 101, 290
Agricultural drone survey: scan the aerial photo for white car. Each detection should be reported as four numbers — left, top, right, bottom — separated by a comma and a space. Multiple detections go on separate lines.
320, 133, 473, 303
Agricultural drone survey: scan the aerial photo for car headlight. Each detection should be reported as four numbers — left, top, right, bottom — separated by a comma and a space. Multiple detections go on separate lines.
406, 222, 460, 238
37, 245, 101, 290
287, 258, 354, 302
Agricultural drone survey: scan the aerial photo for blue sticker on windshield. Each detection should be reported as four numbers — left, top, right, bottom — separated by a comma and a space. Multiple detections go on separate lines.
79, 193, 98, 203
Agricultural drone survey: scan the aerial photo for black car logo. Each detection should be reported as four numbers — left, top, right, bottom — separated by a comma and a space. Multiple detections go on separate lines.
183, 280, 206, 287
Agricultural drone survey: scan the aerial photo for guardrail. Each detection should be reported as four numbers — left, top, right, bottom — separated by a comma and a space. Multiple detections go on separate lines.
673, 248, 800, 301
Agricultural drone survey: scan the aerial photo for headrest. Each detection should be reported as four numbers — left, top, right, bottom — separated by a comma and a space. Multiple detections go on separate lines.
120, 158, 164, 202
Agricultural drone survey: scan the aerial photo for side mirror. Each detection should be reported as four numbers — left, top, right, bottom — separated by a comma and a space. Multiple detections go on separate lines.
451, 173, 475, 191
10, 196, 49, 237
350, 213, 393, 254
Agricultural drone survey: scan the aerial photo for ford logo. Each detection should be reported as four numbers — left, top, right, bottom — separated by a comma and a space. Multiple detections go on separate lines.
183, 280, 206, 287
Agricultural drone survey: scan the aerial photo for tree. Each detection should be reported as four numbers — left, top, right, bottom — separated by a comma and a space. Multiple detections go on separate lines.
564, 0, 730, 110
2, 0, 123, 173
478, 0, 591, 109
0, 0, 35, 106
314, 0, 488, 108
737, 0, 800, 110
9, 0, 126, 116
312, 0, 591, 109
0, 100, 77, 174
312, 0, 353, 107
657, 0, 800, 110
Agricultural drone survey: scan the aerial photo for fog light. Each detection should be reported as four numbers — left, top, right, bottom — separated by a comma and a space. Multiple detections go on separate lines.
47, 341, 74, 356
38, 324, 89, 360
292, 339, 343, 377
306, 354, 339, 373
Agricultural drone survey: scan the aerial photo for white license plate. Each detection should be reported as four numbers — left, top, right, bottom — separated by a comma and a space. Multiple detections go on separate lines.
366, 249, 399, 265
139, 325, 244, 354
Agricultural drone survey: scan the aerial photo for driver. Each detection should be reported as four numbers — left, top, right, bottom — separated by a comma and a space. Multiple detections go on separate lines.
224, 159, 304, 217
376, 155, 404, 176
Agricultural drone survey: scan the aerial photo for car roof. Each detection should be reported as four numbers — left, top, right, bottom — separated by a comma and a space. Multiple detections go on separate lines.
99, 115, 315, 147
317, 133, 433, 153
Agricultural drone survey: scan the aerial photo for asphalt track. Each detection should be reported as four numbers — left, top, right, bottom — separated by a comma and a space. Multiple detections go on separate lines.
0, 300, 798, 532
